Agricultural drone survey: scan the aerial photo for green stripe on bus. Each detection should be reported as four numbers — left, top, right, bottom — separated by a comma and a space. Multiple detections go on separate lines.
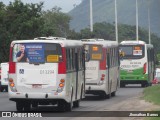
120, 67, 148, 81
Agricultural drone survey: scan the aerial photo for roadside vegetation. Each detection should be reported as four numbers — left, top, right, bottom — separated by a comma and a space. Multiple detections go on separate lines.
142, 85, 160, 120
143, 85, 160, 105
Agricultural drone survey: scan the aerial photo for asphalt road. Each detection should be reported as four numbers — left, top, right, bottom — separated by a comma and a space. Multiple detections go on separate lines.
0, 85, 144, 119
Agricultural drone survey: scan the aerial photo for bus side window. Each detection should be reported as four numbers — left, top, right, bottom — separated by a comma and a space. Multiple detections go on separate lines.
66, 48, 72, 71
107, 53, 110, 68
72, 48, 75, 70
76, 47, 82, 71
110, 48, 113, 68
79, 48, 83, 70
70, 49, 73, 71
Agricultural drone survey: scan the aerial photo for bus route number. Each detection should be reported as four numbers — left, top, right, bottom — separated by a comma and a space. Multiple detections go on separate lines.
40, 70, 54, 74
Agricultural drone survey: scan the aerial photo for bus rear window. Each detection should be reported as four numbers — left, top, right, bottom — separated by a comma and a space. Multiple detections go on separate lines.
84, 44, 103, 61
119, 45, 144, 59
12, 43, 62, 63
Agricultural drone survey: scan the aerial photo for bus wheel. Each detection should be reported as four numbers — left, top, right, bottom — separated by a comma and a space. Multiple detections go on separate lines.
99, 92, 106, 99
16, 102, 24, 111
111, 91, 116, 97
73, 100, 80, 108
106, 93, 111, 99
24, 102, 31, 111
141, 83, 146, 87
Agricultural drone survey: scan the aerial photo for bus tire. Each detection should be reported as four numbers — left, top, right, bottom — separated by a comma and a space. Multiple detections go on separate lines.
111, 91, 116, 97
99, 92, 107, 99
106, 93, 111, 99
16, 102, 24, 111
141, 83, 146, 87
24, 102, 31, 111
73, 100, 80, 108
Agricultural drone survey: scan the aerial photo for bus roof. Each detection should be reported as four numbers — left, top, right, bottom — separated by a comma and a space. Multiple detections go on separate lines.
120, 40, 153, 48
10, 37, 83, 47
120, 40, 146, 45
81, 39, 118, 47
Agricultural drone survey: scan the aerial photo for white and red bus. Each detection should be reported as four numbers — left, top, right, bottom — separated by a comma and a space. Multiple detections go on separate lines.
82, 39, 120, 99
8, 37, 85, 111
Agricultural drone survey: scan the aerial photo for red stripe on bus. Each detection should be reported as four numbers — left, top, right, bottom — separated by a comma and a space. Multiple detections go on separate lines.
58, 47, 66, 74
9, 62, 16, 73
100, 48, 106, 70
9, 47, 16, 73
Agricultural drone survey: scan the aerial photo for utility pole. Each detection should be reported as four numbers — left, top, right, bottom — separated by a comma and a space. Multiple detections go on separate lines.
148, 1, 151, 44
90, 0, 93, 32
115, 0, 118, 42
136, 0, 139, 41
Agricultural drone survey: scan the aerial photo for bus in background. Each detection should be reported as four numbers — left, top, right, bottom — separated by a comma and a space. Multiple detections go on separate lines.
119, 40, 154, 87
8, 37, 85, 111
0, 63, 9, 92
82, 39, 120, 99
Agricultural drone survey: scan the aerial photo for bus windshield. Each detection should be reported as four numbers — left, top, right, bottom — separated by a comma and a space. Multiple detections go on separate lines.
84, 44, 103, 61
12, 43, 62, 63
119, 45, 144, 59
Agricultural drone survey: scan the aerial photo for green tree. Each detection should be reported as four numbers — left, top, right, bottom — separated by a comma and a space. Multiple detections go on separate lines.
42, 6, 71, 37
0, 0, 44, 62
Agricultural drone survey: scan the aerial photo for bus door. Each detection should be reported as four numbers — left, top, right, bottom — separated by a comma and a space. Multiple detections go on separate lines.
11, 43, 62, 93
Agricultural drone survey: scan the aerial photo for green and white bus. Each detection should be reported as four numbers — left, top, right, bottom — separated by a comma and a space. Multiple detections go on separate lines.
119, 40, 154, 87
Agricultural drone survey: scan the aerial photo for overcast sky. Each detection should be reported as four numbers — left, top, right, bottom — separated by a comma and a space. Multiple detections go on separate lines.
0, 0, 82, 12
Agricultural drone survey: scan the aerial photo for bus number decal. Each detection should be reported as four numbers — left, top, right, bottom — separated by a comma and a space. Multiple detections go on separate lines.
86, 67, 96, 70
40, 70, 54, 74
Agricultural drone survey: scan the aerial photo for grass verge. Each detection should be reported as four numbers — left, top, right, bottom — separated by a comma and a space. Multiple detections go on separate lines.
142, 85, 160, 105
142, 85, 160, 120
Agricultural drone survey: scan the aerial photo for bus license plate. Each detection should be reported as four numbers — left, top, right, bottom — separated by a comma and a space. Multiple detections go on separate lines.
32, 84, 42, 88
